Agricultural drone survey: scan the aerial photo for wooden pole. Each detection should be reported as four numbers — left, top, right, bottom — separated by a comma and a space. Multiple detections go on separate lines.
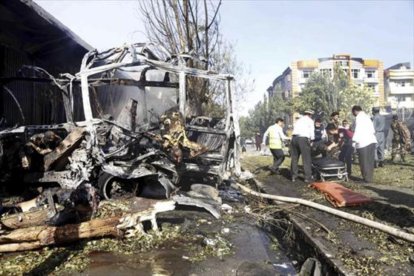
0, 217, 120, 252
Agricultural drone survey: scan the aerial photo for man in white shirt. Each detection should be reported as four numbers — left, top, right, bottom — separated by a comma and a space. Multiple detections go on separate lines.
291, 110, 315, 182
352, 105, 377, 183
263, 118, 289, 174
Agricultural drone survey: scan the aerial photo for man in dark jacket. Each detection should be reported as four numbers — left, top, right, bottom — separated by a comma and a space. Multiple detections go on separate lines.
312, 119, 327, 157
325, 123, 354, 176
255, 132, 262, 151
314, 119, 326, 143
372, 107, 386, 167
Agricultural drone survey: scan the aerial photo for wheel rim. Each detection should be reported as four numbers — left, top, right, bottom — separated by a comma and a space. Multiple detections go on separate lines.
102, 177, 138, 200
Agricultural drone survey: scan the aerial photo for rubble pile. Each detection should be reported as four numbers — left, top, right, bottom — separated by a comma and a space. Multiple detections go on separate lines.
0, 116, 228, 252
0, 43, 241, 254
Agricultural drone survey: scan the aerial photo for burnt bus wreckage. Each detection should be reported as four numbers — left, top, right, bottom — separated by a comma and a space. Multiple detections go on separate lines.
0, 44, 241, 218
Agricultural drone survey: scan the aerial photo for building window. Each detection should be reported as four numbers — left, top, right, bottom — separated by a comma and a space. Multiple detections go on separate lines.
320, 69, 332, 77
336, 61, 349, 67
366, 70, 375, 78
396, 95, 406, 102
302, 70, 312, 78
394, 80, 408, 87
351, 69, 360, 78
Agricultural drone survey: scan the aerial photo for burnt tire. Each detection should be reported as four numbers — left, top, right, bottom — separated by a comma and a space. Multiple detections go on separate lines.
97, 173, 138, 200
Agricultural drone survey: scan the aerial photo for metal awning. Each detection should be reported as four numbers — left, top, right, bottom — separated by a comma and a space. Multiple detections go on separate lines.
0, 0, 93, 64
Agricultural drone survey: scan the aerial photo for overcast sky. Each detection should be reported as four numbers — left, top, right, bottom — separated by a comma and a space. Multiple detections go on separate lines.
35, 0, 414, 115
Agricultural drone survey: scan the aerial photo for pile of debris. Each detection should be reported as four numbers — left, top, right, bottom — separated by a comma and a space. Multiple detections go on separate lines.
0, 43, 241, 253
0, 185, 223, 253
0, 114, 227, 252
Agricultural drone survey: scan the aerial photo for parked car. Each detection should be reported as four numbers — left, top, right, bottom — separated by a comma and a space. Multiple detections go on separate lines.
244, 138, 253, 145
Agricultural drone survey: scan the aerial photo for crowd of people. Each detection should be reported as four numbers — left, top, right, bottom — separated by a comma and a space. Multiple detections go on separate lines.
260, 105, 412, 183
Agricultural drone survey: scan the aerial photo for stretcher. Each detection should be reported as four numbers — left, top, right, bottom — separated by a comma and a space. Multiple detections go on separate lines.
312, 157, 348, 182
310, 182, 372, 207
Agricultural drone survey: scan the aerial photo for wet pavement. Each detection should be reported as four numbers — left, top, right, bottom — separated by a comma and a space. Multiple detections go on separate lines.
84, 250, 192, 275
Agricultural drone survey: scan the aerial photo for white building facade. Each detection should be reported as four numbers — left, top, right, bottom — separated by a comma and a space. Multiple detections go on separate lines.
270, 54, 385, 105
385, 63, 414, 109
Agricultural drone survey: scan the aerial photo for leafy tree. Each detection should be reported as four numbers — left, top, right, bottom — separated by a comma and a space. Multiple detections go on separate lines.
239, 93, 290, 138
203, 40, 254, 117
292, 64, 347, 118
339, 84, 375, 120
239, 116, 254, 138
292, 73, 335, 117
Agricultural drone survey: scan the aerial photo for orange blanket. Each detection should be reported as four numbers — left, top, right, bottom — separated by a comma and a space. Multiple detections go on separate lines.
310, 182, 372, 207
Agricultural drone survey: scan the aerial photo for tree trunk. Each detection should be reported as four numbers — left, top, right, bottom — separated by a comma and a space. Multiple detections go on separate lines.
0, 242, 44, 253
0, 217, 120, 253
0, 198, 177, 252
1, 207, 62, 229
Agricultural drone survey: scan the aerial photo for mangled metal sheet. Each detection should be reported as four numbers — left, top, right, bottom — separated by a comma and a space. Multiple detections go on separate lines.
172, 194, 221, 219
0, 43, 242, 235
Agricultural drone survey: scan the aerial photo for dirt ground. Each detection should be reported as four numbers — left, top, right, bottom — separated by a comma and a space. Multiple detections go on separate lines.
241, 149, 414, 275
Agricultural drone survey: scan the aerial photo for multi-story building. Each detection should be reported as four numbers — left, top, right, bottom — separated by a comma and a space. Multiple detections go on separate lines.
268, 54, 385, 106
384, 63, 414, 109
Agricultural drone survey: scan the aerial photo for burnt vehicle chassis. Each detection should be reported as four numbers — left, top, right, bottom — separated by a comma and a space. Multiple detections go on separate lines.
0, 43, 241, 200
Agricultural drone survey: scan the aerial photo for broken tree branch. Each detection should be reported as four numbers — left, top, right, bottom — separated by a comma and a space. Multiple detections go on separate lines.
0, 217, 120, 253
0, 198, 178, 253
235, 182, 414, 243
1, 208, 60, 230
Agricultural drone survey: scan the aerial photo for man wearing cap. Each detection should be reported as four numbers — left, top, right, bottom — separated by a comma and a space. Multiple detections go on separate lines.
372, 107, 386, 167
290, 110, 315, 182
352, 105, 377, 183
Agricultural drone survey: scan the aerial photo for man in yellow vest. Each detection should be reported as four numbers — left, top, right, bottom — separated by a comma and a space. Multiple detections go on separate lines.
263, 118, 289, 174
